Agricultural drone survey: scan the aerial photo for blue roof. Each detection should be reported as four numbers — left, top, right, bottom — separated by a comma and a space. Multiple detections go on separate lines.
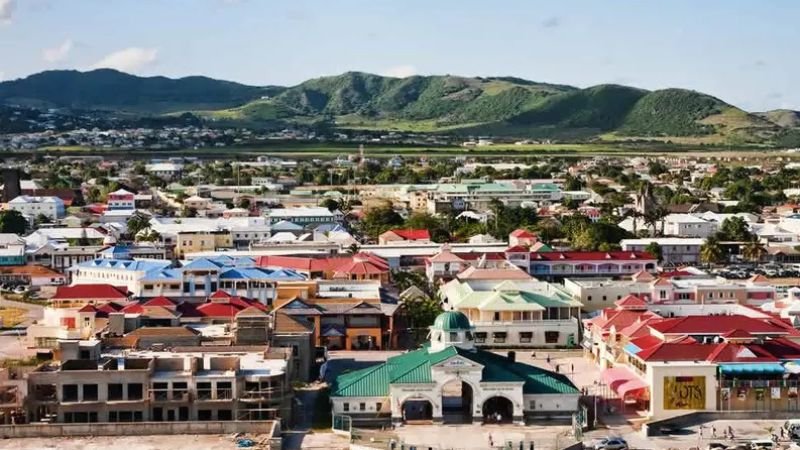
77, 259, 171, 272
219, 267, 305, 281
183, 258, 223, 270
719, 363, 785, 375
140, 268, 183, 282
100, 245, 130, 256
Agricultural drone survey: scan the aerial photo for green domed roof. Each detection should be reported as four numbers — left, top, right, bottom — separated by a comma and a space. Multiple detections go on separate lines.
433, 311, 472, 331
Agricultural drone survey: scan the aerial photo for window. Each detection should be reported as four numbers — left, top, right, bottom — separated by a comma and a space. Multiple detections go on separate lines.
83, 384, 98, 401
376, 402, 382, 411
602, 296, 607, 301
63, 384, 78, 402
519, 332, 533, 343
218, 410, 232, 421
359, 403, 366, 411
493, 312, 501, 321
493, 332, 507, 344
198, 410, 212, 421
449, 332, 458, 342
474, 332, 487, 343
128, 383, 143, 400
343, 403, 350, 412
587, 296, 592, 302
545, 331, 560, 344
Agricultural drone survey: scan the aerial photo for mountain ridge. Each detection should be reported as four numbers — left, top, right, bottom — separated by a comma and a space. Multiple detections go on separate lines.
1, 69, 797, 144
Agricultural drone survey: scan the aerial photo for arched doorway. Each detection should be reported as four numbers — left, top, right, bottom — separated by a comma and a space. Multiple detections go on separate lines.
401, 399, 433, 423
483, 396, 513, 424
441, 379, 473, 424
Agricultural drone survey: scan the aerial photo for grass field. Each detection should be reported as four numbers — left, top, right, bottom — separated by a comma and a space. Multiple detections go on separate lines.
0, 307, 26, 328
22, 140, 800, 160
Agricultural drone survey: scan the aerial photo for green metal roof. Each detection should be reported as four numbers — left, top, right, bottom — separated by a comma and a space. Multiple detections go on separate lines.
433, 311, 472, 331
332, 345, 579, 398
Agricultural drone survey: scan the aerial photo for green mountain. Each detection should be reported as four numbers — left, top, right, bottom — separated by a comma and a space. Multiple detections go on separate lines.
0, 69, 276, 113
1, 69, 796, 144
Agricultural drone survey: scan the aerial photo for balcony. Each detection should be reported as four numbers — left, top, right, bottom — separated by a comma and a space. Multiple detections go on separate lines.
196, 389, 233, 401
240, 387, 279, 401
148, 390, 192, 402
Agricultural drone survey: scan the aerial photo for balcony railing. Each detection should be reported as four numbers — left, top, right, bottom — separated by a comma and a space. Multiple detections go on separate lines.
148, 391, 191, 402
196, 389, 233, 401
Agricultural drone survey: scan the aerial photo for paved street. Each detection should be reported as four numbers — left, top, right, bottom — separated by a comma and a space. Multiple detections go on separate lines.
0, 295, 41, 359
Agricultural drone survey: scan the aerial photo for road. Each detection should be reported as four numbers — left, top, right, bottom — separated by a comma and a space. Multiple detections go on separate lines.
0, 294, 44, 328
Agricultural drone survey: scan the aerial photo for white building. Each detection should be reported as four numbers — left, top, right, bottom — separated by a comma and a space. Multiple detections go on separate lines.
145, 162, 184, 179
620, 238, 705, 265
7, 195, 65, 220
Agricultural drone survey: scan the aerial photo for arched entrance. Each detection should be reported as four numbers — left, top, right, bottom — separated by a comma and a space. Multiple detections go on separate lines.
441, 379, 473, 424
483, 396, 513, 424
401, 399, 433, 423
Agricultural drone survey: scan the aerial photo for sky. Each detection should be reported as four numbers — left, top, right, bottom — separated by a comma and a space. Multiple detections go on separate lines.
0, 0, 799, 111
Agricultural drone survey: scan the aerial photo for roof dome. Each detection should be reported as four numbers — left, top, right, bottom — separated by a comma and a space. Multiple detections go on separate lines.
433, 311, 472, 331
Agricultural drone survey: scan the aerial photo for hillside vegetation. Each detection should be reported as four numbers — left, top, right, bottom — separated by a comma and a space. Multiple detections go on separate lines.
1, 69, 799, 144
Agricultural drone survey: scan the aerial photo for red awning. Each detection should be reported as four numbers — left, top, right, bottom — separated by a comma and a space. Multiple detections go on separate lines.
602, 366, 648, 398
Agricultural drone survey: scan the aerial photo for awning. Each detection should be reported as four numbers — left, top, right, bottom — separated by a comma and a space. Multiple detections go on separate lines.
719, 363, 785, 375
602, 366, 648, 399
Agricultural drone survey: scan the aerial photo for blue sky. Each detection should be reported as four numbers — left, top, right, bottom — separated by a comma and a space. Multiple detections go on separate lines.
0, 0, 798, 110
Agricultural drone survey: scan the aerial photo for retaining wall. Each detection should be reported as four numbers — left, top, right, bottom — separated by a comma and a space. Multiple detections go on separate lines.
0, 420, 279, 439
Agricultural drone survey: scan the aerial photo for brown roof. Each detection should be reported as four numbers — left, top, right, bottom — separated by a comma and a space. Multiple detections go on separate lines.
273, 312, 314, 334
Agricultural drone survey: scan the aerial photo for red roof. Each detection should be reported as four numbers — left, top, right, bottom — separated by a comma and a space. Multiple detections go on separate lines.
530, 251, 655, 261
721, 329, 754, 339
510, 229, 536, 238
255, 253, 390, 274
635, 343, 719, 361
142, 296, 176, 307
629, 335, 663, 352
77, 304, 97, 313
333, 259, 386, 277
387, 229, 431, 241
121, 303, 145, 314
649, 315, 799, 336
505, 245, 529, 253
51, 284, 129, 301
614, 295, 648, 310
196, 302, 241, 318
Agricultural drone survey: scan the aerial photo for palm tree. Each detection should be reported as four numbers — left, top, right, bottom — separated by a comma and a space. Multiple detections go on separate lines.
346, 243, 361, 255
700, 236, 724, 266
742, 238, 766, 263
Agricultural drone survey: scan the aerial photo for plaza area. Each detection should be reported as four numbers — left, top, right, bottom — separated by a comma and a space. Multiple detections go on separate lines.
0, 434, 268, 450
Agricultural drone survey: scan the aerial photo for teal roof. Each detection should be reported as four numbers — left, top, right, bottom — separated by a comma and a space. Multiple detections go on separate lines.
433, 311, 472, 331
719, 363, 785, 375
332, 345, 579, 398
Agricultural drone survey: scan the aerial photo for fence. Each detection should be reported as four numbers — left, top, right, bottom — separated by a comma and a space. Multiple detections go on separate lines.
0, 420, 279, 439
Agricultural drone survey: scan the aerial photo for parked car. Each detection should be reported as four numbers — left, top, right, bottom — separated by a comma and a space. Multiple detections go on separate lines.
749, 439, 775, 450
705, 443, 727, 450
593, 437, 628, 450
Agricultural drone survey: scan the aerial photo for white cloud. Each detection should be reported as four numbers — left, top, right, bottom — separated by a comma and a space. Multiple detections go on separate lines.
91, 47, 158, 73
380, 65, 417, 78
0, 0, 15, 24
0, 71, 5, 82
42, 39, 73, 63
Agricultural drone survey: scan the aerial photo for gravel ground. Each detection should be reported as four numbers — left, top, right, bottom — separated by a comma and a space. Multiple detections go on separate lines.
0, 434, 271, 450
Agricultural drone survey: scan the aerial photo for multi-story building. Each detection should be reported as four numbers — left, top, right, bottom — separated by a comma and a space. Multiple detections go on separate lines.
148, 216, 271, 250
106, 189, 136, 211
7, 195, 65, 220
620, 238, 704, 265
145, 162, 183, 179
25, 342, 292, 424
564, 271, 776, 312
426, 182, 564, 215
265, 207, 343, 227
0, 234, 25, 266
440, 277, 582, 348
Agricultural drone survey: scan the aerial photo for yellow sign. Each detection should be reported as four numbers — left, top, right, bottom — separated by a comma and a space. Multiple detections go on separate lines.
663, 376, 706, 410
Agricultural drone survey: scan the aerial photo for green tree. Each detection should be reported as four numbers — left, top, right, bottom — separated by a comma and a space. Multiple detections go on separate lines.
361, 203, 404, 240
400, 295, 443, 330
716, 216, 752, 241
644, 242, 663, 262
126, 212, 151, 239
404, 213, 450, 243
321, 198, 340, 212
700, 236, 724, 266
0, 210, 27, 234
742, 238, 766, 263
237, 197, 251, 209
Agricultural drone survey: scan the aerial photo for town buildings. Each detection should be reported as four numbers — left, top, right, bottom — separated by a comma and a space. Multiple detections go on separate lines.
7, 196, 65, 221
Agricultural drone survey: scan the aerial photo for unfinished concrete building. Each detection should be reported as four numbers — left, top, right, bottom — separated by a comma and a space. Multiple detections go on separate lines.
25, 341, 291, 424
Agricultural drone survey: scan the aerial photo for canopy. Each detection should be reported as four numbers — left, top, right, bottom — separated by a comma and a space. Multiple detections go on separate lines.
719, 363, 785, 375
602, 366, 648, 399
785, 362, 800, 375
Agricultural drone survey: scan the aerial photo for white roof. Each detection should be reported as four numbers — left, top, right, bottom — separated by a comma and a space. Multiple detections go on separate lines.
145, 162, 183, 171
267, 207, 337, 218
148, 216, 269, 235
8, 195, 64, 205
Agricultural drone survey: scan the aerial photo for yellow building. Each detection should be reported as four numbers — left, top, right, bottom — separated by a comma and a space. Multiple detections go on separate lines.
174, 231, 233, 258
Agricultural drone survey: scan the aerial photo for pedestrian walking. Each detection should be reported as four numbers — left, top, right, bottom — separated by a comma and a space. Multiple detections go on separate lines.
546, 354, 551, 364
699, 426, 704, 439
571, 363, 575, 373
712, 425, 717, 438
489, 433, 494, 447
